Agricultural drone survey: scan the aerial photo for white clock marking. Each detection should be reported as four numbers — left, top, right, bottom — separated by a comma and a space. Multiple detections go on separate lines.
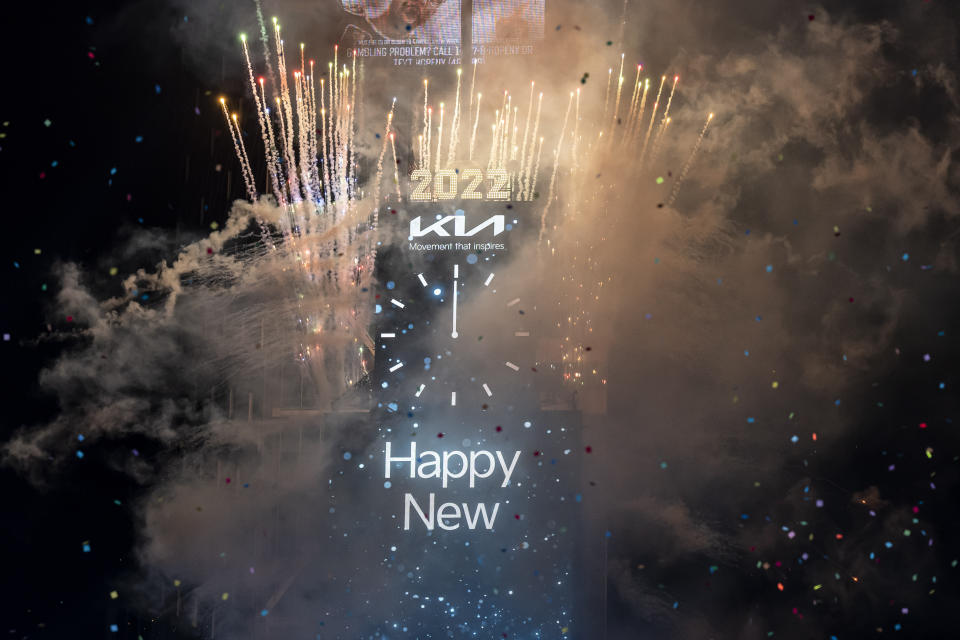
389, 361, 404, 372
391, 298, 405, 308
484, 273, 495, 286
506, 297, 520, 307
451, 391, 457, 406
381, 332, 396, 338
482, 383, 493, 396
505, 361, 520, 371
417, 273, 428, 287
451, 264, 460, 339
415, 384, 426, 398
514, 331, 530, 337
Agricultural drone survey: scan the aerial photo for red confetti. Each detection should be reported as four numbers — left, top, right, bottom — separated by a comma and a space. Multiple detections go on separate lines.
585, 446, 592, 453
66, 315, 73, 322
495, 425, 502, 432
437, 432, 444, 438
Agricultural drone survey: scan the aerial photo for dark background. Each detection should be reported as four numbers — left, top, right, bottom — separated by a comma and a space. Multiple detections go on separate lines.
3, 1, 960, 638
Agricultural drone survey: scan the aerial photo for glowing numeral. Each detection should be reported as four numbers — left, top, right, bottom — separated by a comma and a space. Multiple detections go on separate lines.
434, 169, 458, 200
487, 169, 510, 200
460, 169, 484, 200
410, 169, 432, 201
406, 169, 513, 201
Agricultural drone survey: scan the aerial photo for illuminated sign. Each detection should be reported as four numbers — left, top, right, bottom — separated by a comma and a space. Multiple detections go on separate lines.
340, 1, 547, 65
410, 168, 512, 201
340, 0, 463, 66
472, 0, 546, 61
385, 442, 521, 530
409, 212, 505, 237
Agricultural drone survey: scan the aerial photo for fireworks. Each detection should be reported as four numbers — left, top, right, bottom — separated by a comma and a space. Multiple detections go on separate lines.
222, 23, 716, 400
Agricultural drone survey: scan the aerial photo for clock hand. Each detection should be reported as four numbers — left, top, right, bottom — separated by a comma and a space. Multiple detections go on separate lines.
451, 263, 459, 339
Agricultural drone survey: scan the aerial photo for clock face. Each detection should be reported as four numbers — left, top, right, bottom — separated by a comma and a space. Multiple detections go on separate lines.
376, 260, 535, 412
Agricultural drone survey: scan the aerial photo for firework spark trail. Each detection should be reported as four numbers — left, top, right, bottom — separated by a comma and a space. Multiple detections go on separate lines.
219, 100, 254, 198
372, 99, 396, 209
468, 61, 477, 128
421, 79, 429, 170
255, 5, 276, 89
538, 91, 575, 244
446, 68, 462, 166
319, 82, 332, 207
220, 103, 257, 201
241, 36, 284, 204
488, 112, 500, 170
497, 90, 509, 153
648, 116, 671, 166
624, 64, 642, 134
349, 53, 358, 201
487, 119, 499, 170
435, 102, 445, 173
332, 68, 342, 206
520, 92, 543, 200
293, 72, 315, 204
274, 96, 292, 198
518, 82, 535, 185
629, 78, 650, 144
667, 112, 714, 206
510, 106, 519, 161
469, 93, 482, 162
257, 78, 285, 204
639, 75, 666, 165
274, 22, 301, 203
602, 67, 613, 122
308, 65, 324, 203
653, 75, 679, 145
529, 136, 544, 200
327, 63, 335, 194
499, 95, 512, 169
307, 72, 322, 205
390, 132, 402, 201
610, 53, 625, 137
426, 106, 433, 173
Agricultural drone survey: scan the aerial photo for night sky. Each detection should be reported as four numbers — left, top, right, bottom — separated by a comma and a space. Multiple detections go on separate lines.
3, 1, 960, 639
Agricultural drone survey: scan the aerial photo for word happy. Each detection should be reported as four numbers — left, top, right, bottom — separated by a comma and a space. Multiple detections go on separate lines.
384, 442, 521, 531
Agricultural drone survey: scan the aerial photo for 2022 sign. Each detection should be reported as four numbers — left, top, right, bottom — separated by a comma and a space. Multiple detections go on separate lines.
409, 168, 512, 201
